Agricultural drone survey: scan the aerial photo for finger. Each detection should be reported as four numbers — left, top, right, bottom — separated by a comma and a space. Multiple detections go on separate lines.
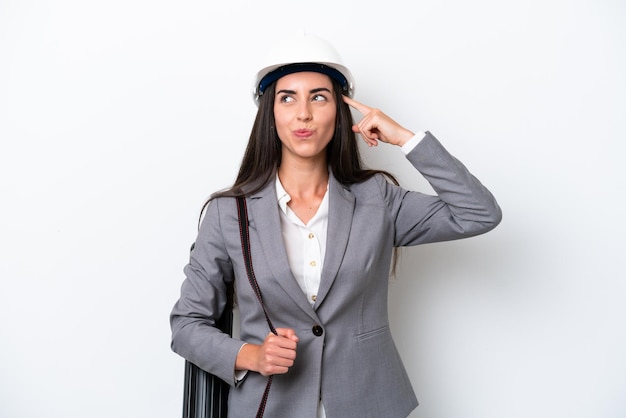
351, 124, 378, 147
269, 331, 298, 350
266, 345, 297, 363
342, 95, 372, 115
275, 328, 299, 342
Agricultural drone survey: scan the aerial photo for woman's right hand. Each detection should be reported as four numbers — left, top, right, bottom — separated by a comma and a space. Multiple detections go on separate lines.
343, 95, 415, 148
236, 328, 299, 376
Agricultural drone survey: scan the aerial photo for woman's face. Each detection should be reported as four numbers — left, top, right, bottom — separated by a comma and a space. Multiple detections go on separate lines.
273, 71, 337, 162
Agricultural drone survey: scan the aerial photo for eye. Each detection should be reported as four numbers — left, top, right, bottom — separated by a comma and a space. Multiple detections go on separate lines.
312, 93, 328, 102
279, 94, 295, 103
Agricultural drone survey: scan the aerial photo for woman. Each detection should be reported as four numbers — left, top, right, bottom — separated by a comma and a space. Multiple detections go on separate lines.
170, 33, 502, 418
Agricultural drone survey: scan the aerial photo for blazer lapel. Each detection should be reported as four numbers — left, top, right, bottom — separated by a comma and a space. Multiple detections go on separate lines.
314, 174, 355, 308
248, 183, 320, 321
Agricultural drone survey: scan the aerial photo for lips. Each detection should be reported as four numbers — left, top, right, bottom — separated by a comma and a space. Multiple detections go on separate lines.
293, 129, 314, 139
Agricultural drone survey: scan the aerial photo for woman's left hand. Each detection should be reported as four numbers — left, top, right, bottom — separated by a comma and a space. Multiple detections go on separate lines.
343, 95, 415, 148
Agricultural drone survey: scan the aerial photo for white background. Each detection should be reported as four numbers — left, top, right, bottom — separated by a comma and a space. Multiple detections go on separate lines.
1, 1, 625, 417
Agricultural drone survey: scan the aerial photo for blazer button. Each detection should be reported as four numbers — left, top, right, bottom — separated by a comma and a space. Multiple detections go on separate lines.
312, 325, 323, 336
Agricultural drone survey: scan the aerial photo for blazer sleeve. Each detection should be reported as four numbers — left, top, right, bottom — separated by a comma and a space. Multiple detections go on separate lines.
169, 198, 244, 386
386, 131, 502, 246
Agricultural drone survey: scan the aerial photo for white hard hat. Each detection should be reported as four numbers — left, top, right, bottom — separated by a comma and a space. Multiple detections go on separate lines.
252, 33, 355, 106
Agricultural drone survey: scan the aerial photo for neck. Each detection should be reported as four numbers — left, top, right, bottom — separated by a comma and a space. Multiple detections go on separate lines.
277, 161, 329, 198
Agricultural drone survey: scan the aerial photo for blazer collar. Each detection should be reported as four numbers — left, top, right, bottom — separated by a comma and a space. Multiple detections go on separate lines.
316, 174, 355, 308
247, 179, 317, 320
246, 171, 355, 317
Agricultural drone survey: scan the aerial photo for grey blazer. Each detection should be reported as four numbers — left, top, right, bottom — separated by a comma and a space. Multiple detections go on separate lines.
170, 132, 502, 418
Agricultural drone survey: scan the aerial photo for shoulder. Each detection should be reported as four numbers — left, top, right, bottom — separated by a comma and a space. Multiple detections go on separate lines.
340, 173, 404, 209
198, 196, 240, 234
347, 173, 391, 193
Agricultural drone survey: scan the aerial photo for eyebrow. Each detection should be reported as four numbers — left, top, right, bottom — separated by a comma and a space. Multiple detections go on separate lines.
276, 87, 332, 95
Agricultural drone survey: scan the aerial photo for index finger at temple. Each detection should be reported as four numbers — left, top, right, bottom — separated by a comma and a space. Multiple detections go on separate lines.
342, 95, 371, 115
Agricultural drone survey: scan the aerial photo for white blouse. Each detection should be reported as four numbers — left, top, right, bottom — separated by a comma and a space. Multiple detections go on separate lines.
276, 176, 329, 307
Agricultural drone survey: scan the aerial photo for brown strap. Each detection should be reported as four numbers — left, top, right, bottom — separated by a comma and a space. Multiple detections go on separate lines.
236, 196, 275, 418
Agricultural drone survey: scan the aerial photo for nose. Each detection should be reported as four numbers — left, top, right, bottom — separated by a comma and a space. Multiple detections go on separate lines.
296, 101, 312, 121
